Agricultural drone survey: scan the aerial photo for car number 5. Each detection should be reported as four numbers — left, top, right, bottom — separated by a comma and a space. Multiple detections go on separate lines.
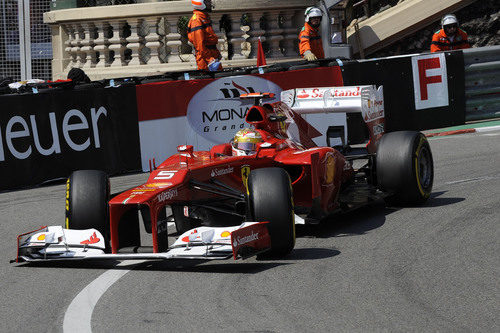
154, 171, 176, 180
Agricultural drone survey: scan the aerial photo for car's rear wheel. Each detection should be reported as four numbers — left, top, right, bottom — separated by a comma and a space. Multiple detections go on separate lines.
248, 168, 295, 257
376, 131, 434, 205
66, 170, 109, 241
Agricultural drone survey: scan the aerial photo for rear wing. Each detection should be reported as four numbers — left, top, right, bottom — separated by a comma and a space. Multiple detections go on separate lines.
281, 85, 386, 148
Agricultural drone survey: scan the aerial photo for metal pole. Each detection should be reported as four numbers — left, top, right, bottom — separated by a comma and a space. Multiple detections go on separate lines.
23, 0, 32, 79
17, 0, 32, 80
18, 0, 27, 79
1, 0, 7, 76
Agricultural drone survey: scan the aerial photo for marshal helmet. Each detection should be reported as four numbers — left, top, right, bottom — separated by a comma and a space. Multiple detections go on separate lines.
305, 7, 322, 23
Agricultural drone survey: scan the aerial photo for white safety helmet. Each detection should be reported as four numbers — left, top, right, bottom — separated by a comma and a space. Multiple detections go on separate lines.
441, 14, 459, 28
305, 7, 323, 23
192, 0, 207, 10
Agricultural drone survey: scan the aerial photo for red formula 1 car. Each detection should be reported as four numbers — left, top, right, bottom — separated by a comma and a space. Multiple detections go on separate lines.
15, 86, 434, 263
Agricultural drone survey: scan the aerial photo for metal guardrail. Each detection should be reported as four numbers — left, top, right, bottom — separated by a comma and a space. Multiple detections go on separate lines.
464, 45, 500, 121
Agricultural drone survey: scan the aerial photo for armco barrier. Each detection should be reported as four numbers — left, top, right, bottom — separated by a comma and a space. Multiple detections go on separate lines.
463, 45, 500, 121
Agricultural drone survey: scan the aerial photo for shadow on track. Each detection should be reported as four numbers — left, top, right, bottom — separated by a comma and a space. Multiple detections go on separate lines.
277, 247, 340, 260
14, 258, 287, 274
135, 260, 285, 274
14, 249, 341, 274
297, 201, 388, 239
422, 191, 465, 207
298, 191, 465, 240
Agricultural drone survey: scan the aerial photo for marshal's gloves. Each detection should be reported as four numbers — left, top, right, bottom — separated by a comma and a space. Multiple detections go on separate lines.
303, 50, 317, 61
208, 58, 222, 72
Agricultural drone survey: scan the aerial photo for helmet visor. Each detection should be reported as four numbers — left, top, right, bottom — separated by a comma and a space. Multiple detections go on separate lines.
236, 141, 256, 151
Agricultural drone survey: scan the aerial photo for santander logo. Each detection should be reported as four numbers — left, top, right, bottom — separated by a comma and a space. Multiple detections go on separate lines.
361, 86, 385, 123
210, 166, 234, 177
232, 231, 259, 247
186, 76, 282, 144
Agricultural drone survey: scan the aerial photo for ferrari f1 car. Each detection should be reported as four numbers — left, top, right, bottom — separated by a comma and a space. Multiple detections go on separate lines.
15, 85, 434, 263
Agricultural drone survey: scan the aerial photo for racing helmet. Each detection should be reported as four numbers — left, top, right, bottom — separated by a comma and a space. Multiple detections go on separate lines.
441, 14, 459, 28
305, 7, 322, 23
232, 128, 263, 156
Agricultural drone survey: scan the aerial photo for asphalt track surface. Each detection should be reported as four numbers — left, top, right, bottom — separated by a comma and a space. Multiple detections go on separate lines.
1, 129, 499, 332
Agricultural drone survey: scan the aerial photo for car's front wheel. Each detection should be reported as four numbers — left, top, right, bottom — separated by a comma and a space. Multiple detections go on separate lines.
248, 167, 295, 257
66, 170, 109, 239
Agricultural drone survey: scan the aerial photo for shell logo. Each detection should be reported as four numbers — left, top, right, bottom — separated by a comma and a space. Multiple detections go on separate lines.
221, 231, 231, 238
37, 234, 46, 241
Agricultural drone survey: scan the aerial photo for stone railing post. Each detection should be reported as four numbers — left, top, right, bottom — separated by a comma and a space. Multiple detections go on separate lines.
165, 15, 183, 63
143, 16, 164, 65
81, 23, 97, 68
75, 25, 87, 68
226, 12, 246, 60
108, 21, 127, 67
94, 22, 111, 68
63, 24, 78, 71
264, 11, 284, 58
126, 18, 144, 66
281, 10, 299, 58
247, 11, 265, 59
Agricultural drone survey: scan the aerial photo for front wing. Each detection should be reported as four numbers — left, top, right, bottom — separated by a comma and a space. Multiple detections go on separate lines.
14, 222, 270, 263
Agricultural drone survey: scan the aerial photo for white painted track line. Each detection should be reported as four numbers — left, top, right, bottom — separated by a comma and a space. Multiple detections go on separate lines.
63, 260, 144, 333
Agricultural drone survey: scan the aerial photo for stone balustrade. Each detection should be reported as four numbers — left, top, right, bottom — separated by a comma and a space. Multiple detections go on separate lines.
44, 0, 316, 80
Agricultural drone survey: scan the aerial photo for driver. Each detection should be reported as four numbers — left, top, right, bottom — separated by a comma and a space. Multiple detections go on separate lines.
231, 128, 264, 156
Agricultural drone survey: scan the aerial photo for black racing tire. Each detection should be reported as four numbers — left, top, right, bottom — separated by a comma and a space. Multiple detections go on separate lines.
248, 168, 295, 257
376, 131, 434, 205
65, 170, 110, 240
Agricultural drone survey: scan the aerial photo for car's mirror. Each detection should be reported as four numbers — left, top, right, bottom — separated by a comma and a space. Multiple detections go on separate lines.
268, 114, 287, 122
177, 145, 194, 157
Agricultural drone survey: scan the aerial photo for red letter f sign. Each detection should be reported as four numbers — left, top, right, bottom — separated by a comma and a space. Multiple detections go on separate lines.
412, 53, 448, 110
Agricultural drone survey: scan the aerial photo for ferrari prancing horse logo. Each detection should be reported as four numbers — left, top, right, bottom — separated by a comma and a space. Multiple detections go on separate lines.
241, 165, 250, 193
